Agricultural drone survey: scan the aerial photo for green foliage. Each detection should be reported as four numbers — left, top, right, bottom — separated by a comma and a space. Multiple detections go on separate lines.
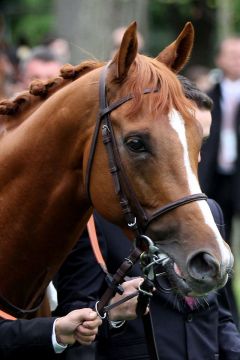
12, 14, 54, 46
148, 0, 218, 66
2, 0, 54, 47
233, 0, 240, 34
3, 0, 240, 63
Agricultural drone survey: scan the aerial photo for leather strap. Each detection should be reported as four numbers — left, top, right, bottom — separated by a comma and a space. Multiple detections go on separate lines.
136, 278, 159, 360
96, 246, 142, 316
142, 313, 159, 360
0, 291, 45, 318
145, 193, 208, 228
136, 278, 154, 316
85, 64, 208, 238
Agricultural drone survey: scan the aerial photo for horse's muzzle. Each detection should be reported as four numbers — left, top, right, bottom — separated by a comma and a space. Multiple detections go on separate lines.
155, 250, 232, 297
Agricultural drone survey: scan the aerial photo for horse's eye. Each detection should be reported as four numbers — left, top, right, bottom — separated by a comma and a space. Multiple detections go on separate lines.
125, 138, 147, 152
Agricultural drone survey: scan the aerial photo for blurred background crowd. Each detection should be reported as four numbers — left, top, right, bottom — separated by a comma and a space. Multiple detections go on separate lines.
1, 0, 240, 320
1, 0, 240, 99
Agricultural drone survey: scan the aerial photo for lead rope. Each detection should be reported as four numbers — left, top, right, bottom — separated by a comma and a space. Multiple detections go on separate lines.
87, 216, 159, 360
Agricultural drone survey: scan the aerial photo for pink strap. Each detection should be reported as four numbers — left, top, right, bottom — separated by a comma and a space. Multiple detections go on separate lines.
87, 215, 108, 273
0, 309, 16, 320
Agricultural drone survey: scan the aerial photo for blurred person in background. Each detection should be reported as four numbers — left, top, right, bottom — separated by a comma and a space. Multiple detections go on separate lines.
185, 64, 214, 92
198, 36, 240, 327
0, 42, 19, 99
18, 45, 64, 91
0, 49, 15, 99
42, 36, 71, 64
0, 16, 19, 99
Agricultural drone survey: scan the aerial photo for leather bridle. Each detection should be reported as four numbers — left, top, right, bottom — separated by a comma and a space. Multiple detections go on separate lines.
85, 63, 207, 240
86, 63, 208, 360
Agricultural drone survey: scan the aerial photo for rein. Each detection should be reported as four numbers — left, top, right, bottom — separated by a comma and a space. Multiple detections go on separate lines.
87, 216, 160, 360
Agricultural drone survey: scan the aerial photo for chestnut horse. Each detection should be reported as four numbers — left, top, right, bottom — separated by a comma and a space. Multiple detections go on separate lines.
0, 22, 233, 318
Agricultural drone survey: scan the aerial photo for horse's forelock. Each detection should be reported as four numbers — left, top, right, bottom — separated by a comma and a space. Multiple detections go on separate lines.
124, 55, 194, 120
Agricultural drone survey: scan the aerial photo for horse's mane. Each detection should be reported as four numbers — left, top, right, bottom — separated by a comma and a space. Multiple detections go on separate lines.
0, 54, 193, 125
0, 60, 104, 118
125, 54, 194, 120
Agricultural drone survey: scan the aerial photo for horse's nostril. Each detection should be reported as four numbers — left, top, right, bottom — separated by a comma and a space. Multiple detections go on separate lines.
188, 252, 219, 281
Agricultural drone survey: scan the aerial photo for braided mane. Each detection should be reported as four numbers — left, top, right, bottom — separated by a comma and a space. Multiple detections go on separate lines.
0, 60, 103, 118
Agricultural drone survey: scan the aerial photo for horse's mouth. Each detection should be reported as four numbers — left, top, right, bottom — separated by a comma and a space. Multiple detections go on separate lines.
155, 255, 191, 297
163, 259, 191, 295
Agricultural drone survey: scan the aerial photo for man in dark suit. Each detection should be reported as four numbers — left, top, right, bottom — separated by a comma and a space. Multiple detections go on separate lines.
54, 78, 240, 359
198, 37, 240, 325
54, 202, 240, 360
198, 37, 240, 242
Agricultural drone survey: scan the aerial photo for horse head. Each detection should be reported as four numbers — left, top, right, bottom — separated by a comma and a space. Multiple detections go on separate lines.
88, 22, 233, 298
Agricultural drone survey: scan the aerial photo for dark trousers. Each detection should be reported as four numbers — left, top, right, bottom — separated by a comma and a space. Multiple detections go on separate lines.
63, 343, 96, 360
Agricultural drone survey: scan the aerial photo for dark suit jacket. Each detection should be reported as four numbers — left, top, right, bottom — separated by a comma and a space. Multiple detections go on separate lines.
54, 199, 240, 360
198, 82, 240, 212
0, 316, 62, 360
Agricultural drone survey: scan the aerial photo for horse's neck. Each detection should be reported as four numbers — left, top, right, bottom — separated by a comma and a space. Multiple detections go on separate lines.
0, 72, 100, 314
0, 201, 92, 315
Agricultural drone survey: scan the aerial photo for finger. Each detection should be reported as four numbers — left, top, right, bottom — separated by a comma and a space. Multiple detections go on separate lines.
75, 335, 96, 345
69, 309, 98, 325
75, 328, 96, 337
82, 318, 102, 329
75, 324, 98, 336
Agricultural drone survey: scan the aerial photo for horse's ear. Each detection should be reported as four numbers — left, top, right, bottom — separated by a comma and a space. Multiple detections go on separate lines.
111, 21, 138, 80
156, 22, 194, 73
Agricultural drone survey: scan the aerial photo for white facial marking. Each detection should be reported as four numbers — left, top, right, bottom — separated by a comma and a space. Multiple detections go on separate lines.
168, 109, 230, 266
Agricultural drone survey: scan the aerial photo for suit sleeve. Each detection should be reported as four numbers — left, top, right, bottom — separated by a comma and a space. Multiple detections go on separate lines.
218, 288, 240, 359
53, 221, 107, 316
0, 317, 56, 359
207, 198, 226, 238
208, 199, 240, 357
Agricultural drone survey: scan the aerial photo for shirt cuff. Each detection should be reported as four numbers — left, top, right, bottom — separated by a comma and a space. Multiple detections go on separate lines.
52, 319, 68, 353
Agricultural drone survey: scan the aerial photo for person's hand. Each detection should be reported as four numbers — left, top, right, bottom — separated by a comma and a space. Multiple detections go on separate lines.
109, 277, 148, 321
55, 308, 102, 346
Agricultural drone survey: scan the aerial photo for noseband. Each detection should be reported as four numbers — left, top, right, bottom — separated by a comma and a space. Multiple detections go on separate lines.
86, 63, 207, 240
